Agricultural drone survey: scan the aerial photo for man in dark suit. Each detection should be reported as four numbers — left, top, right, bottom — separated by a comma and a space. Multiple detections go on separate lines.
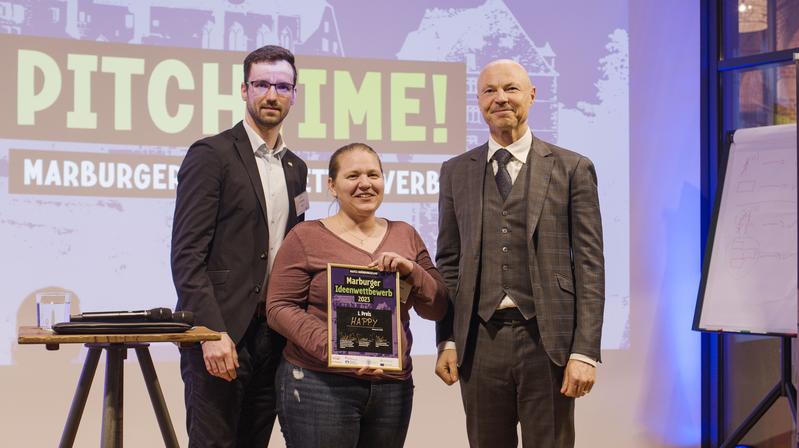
171, 45, 308, 447
434, 59, 605, 447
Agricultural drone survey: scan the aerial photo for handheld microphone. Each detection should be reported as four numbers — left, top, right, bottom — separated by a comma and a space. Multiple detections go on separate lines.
70, 307, 173, 323
172, 311, 195, 326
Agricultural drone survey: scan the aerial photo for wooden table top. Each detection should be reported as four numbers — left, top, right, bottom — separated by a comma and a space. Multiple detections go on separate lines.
18, 326, 221, 345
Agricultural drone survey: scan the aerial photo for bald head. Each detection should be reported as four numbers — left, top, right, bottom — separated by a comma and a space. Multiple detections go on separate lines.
476, 59, 536, 145
478, 59, 533, 90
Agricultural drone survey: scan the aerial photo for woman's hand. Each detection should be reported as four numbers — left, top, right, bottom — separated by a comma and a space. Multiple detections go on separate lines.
369, 252, 414, 278
355, 366, 385, 376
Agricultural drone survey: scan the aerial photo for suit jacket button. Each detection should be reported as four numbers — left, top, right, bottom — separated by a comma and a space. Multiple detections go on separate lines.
254, 285, 261, 293
260, 253, 267, 260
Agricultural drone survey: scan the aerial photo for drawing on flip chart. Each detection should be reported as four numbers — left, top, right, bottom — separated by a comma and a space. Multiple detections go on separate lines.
698, 124, 798, 335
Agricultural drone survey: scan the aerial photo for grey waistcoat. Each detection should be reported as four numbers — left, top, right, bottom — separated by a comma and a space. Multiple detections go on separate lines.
478, 156, 536, 321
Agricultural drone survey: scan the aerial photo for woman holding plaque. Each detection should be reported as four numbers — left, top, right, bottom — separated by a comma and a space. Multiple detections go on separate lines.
266, 142, 448, 448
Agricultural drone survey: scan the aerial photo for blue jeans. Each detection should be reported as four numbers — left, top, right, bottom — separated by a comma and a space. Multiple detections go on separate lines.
276, 358, 413, 448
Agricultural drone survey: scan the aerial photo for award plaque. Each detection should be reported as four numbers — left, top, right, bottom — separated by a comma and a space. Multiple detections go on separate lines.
327, 263, 402, 370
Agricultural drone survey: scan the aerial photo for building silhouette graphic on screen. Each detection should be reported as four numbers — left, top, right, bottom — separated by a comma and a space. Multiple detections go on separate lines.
397, 0, 559, 146
0, 0, 344, 56
0, 0, 631, 366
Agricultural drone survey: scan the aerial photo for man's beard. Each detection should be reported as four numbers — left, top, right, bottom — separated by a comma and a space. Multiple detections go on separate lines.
249, 102, 285, 128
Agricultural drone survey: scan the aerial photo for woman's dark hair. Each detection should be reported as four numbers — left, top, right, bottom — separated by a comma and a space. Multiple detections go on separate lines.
328, 143, 383, 179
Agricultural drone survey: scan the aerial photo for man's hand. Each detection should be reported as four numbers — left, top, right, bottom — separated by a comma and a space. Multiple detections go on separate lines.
435, 348, 459, 385
202, 332, 239, 382
560, 359, 595, 398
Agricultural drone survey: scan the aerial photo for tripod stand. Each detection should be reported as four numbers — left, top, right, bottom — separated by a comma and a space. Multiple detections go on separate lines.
721, 336, 797, 448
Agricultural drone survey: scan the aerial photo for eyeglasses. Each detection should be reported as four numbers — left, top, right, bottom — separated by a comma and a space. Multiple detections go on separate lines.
246, 80, 295, 96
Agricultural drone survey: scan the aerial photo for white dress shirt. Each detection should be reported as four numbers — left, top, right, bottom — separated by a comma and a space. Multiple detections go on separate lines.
242, 120, 290, 282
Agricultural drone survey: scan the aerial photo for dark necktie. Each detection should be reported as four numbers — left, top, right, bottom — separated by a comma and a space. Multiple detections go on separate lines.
492, 148, 514, 201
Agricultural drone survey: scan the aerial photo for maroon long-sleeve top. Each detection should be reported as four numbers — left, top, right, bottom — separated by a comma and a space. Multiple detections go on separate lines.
266, 219, 448, 380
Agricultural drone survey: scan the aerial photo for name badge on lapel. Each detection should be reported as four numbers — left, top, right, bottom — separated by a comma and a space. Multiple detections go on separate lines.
294, 191, 309, 216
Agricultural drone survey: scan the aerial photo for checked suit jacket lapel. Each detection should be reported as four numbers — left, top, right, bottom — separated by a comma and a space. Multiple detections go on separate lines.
526, 137, 554, 242
466, 144, 489, 252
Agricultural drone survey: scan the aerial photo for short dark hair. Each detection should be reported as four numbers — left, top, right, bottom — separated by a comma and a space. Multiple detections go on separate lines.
329, 143, 383, 180
243, 45, 297, 85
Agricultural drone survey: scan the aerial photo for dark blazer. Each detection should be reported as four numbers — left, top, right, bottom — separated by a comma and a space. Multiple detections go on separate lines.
435, 136, 604, 367
171, 121, 308, 344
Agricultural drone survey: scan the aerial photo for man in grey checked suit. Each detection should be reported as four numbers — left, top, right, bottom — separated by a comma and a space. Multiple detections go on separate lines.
435, 59, 605, 448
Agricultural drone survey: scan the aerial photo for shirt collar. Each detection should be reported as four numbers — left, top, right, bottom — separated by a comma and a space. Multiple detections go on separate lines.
242, 119, 287, 159
486, 127, 532, 164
